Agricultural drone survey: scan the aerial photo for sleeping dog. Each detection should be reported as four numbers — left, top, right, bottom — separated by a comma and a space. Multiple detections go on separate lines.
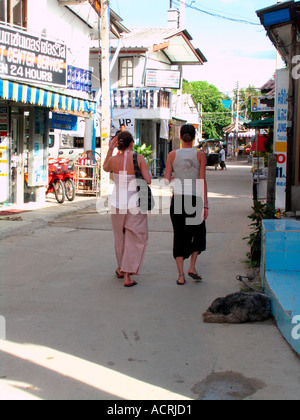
202, 292, 272, 324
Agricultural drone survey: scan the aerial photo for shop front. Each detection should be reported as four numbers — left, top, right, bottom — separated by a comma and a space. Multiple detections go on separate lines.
0, 78, 96, 207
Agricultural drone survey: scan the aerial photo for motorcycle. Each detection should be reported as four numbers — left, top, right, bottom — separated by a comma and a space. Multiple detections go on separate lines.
47, 158, 66, 204
58, 158, 76, 202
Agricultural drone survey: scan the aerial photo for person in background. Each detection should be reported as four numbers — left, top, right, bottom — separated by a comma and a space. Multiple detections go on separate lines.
219, 145, 227, 171
165, 124, 208, 286
159, 151, 166, 177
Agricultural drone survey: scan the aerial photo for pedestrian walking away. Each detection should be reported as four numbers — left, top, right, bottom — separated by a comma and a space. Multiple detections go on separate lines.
165, 124, 208, 285
103, 131, 152, 287
159, 151, 166, 177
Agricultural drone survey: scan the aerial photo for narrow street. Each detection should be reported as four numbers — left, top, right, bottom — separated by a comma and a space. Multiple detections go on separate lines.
0, 161, 299, 400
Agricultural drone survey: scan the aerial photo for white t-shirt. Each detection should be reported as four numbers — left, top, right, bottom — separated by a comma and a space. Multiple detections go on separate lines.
220, 149, 226, 162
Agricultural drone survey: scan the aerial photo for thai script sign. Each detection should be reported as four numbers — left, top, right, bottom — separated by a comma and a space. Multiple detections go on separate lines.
274, 69, 289, 210
0, 24, 67, 87
67, 66, 92, 94
145, 69, 181, 89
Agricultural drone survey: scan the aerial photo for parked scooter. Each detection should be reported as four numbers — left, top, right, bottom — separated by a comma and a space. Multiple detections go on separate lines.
47, 158, 66, 204
58, 158, 76, 202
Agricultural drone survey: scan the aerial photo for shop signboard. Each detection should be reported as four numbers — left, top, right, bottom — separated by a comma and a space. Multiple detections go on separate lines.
145, 69, 181, 89
251, 96, 275, 113
67, 66, 92, 94
51, 113, 78, 131
0, 23, 67, 87
274, 69, 289, 210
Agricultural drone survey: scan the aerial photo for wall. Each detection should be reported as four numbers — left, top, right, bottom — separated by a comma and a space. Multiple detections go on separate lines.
27, 0, 91, 97
292, 74, 300, 210
90, 47, 174, 91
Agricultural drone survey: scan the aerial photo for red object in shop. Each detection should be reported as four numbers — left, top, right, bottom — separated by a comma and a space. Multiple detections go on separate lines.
252, 135, 267, 153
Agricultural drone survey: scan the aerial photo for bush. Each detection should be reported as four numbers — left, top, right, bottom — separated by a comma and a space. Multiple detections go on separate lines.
134, 144, 153, 163
245, 201, 276, 266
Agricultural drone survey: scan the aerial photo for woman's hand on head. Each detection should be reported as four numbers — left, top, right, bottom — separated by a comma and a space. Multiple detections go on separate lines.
109, 136, 118, 152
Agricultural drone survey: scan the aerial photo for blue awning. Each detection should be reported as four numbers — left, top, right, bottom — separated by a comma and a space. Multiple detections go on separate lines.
263, 8, 291, 27
0, 78, 96, 116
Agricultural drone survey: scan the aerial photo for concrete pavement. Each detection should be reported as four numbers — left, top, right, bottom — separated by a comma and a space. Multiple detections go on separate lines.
0, 161, 299, 400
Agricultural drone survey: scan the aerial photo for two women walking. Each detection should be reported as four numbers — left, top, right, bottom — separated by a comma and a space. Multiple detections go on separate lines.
103, 125, 208, 287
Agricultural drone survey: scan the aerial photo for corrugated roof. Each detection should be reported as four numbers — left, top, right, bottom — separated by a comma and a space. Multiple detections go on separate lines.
100, 27, 191, 49
91, 27, 207, 65
261, 79, 276, 96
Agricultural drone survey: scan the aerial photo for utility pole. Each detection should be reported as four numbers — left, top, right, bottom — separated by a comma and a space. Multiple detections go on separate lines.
198, 103, 203, 142
100, 0, 111, 197
235, 81, 240, 159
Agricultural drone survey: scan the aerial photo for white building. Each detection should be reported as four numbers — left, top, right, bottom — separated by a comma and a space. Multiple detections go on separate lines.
90, 6, 207, 167
172, 92, 200, 143
0, 0, 102, 206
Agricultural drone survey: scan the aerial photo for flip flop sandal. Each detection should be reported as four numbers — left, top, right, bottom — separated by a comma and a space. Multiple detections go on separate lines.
188, 272, 203, 281
124, 281, 138, 288
116, 270, 124, 279
177, 274, 186, 285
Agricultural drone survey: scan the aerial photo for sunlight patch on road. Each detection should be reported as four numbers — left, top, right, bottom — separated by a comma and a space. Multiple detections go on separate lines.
0, 340, 190, 400
208, 192, 237, 200
0, 379, 41, 400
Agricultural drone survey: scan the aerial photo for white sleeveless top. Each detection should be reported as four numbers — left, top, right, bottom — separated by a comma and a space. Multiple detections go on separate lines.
110, 151, 139, 210
173, 148, 202, 197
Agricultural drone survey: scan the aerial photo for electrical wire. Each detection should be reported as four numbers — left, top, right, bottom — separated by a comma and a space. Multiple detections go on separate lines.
172, 0, 261, 26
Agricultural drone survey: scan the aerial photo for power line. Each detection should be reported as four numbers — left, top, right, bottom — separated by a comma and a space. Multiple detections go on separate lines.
172, 0, 261, 26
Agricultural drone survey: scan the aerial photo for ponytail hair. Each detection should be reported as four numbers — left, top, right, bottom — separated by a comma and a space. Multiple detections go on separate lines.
180, 124, 196, 143
117, 131, 134, 151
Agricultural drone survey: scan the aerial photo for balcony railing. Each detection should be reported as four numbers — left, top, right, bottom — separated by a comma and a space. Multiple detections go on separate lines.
92, 88, 171, 110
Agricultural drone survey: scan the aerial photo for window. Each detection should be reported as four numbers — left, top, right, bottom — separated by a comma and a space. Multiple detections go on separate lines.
119, 57, 133, 87
0, 0, 27, 28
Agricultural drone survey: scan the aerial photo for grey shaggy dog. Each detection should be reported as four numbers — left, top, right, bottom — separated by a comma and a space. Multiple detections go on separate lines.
202, 292, 272, 324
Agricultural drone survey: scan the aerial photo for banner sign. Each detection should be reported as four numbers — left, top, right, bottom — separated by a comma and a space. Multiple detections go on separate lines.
251, 96, 274, 113
112, 109, 135, 137
0, 24, 67, 87
145, 69, 181, 89
67, 66, 92, 94
274, 69, 289, 210
51, 113, 78, 131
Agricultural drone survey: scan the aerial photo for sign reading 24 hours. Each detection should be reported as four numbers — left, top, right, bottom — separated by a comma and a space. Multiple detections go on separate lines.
0, 24, 67, 87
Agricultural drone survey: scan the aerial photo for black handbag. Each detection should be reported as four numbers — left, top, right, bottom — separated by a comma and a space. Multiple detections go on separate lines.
133, 153, 155, 212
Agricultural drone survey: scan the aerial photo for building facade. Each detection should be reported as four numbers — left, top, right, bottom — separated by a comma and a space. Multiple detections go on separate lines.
0, 0, 97, 206
90, 7, 207, 163
257, 1, 300, 212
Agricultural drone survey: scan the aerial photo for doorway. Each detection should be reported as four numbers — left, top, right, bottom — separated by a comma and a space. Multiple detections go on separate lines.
10, 108, 30, 205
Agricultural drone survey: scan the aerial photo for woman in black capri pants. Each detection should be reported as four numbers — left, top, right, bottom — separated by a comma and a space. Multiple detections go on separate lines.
165, 125, 208, 285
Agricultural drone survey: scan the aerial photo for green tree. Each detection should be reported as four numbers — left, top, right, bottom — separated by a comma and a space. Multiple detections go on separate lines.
239, 85, 273, 122
182, 80, 231, 139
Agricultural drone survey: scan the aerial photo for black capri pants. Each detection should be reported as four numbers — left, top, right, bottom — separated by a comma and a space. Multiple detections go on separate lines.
170, 195, 206, 260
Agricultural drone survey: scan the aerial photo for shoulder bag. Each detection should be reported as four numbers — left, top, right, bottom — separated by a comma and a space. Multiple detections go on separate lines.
133, 153, 155, 212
